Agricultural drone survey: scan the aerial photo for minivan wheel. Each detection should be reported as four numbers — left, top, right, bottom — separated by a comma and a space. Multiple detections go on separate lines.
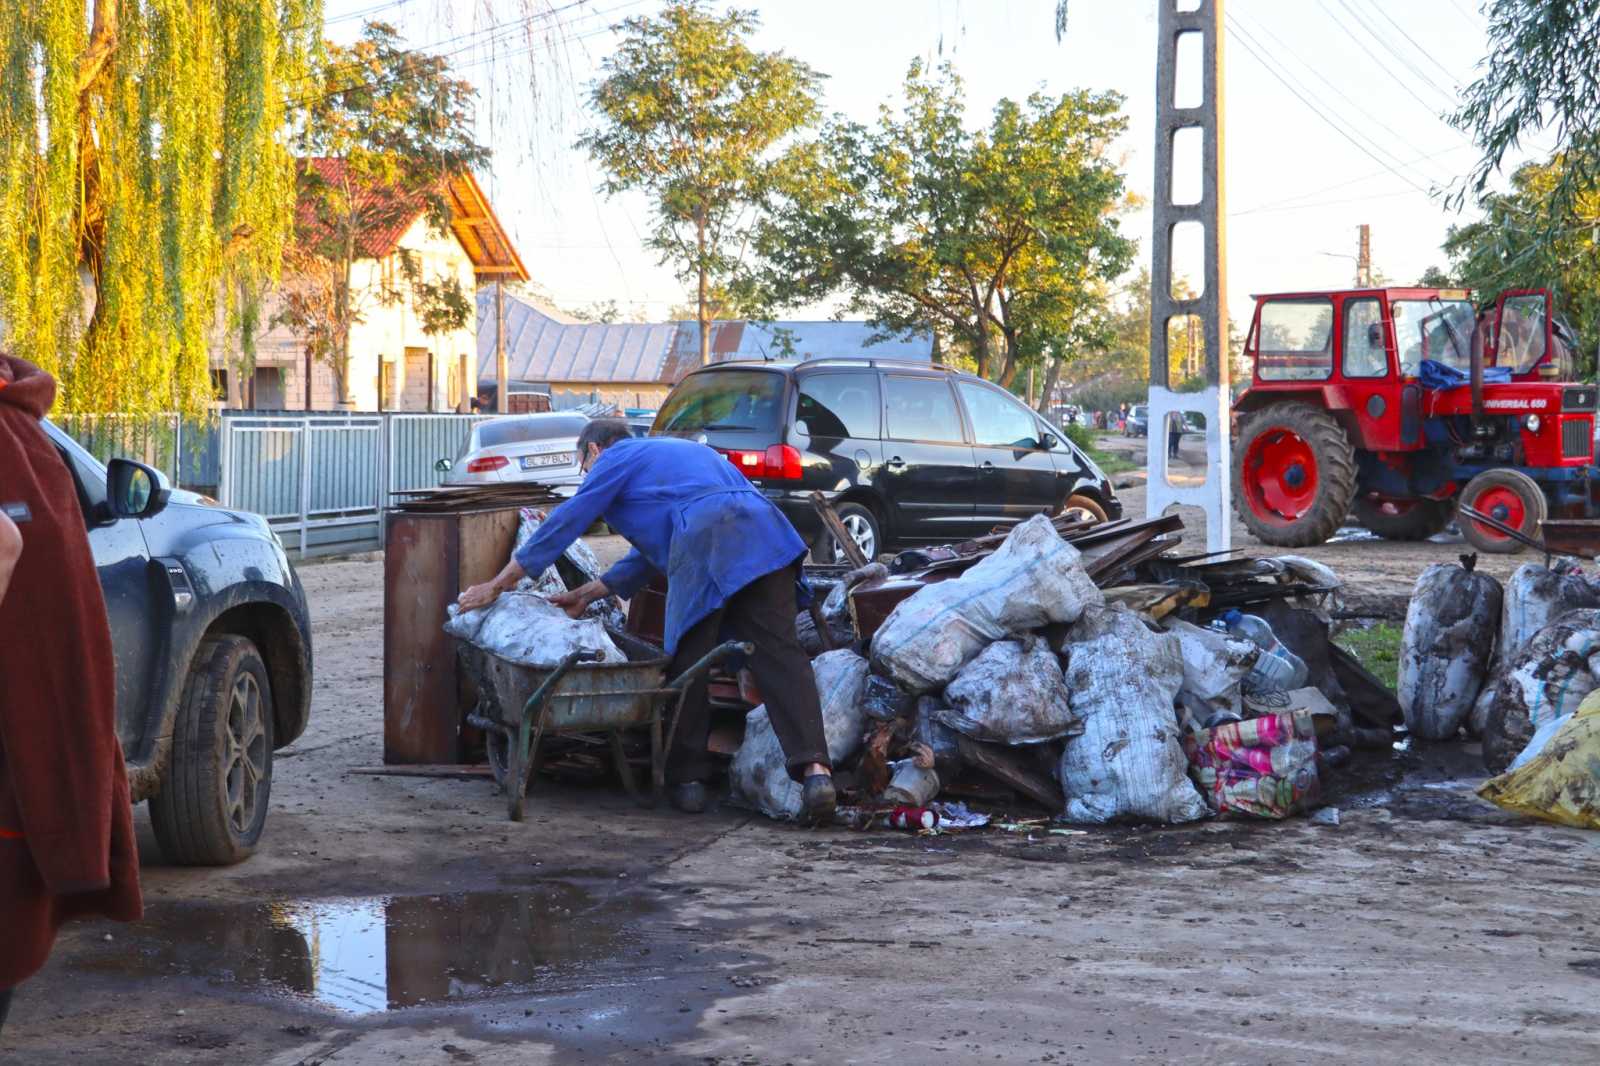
823, 502, 881, 564
149, 635, 275, 866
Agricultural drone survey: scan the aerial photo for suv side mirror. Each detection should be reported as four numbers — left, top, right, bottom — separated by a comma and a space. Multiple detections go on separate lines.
435, 457, 453, 473
1040, 432, 1061, 450
106, 458, 169, 520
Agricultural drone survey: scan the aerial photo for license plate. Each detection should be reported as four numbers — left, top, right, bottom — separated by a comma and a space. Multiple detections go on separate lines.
520, 451, 575, 470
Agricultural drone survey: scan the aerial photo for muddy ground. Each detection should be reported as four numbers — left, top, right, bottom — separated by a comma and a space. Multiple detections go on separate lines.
7, 476, 1600, 1064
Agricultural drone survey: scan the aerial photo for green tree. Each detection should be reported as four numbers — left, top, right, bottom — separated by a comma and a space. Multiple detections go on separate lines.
578, 2, 822, 367
1452, 0, 1600, 244
277, 22, 489, 405
757, 62, 1133, 389
1440, 155, 1600, 371
0, 0, 321, 415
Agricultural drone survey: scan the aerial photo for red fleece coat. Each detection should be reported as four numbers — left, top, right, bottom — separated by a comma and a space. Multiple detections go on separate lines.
0, 356, 142, 989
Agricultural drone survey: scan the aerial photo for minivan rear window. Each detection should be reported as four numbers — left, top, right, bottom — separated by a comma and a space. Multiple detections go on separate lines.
654, 370, 786, 435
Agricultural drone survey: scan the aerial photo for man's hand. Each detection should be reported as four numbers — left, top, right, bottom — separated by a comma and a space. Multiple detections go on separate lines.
456, 580, 504, 613
550, 579, 609, 619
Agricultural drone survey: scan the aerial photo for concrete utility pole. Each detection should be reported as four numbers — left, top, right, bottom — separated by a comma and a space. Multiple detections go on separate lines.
1356, 223, 1372, 287
1145, 0, 1231, 551
495, 280, 508, 414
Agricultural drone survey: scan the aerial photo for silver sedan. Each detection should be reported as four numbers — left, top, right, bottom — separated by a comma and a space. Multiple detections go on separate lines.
438, 412, 589, 489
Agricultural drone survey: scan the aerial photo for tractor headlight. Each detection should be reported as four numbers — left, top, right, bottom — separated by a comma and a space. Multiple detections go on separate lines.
1526, 414, 1543, 433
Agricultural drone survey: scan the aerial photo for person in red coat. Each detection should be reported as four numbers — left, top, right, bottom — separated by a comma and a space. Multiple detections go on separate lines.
0, 355, 142, 1031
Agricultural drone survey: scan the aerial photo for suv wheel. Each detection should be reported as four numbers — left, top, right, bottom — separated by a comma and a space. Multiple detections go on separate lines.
822, 502, 881, 564
149, 635, 275, 866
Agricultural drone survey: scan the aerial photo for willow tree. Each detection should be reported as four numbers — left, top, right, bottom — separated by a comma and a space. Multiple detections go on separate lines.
0, 0, 321, 416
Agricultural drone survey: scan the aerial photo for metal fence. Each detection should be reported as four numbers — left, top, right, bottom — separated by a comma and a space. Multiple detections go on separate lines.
54, 413, 221, 494
61, 410, 511, 558
214, 412, 488, 557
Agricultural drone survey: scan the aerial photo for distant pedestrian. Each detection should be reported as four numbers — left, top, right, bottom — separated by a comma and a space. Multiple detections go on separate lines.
1167, 413, 1183, 460
0, 355, 143, 1033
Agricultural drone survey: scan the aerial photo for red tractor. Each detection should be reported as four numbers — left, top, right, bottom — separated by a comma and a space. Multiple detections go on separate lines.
1232, 286, 1597, 554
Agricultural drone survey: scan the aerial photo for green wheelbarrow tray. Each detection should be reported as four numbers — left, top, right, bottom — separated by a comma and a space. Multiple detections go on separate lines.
460, 632, 753, 821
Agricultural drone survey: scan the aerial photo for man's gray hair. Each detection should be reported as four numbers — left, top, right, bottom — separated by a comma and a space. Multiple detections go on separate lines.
577, 418, 633, 454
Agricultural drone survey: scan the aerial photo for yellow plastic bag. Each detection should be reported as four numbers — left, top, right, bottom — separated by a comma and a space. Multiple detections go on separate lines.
1478, 689, 1600, 830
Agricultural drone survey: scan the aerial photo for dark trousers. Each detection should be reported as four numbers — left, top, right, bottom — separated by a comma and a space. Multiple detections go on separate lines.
666, 563, 829, 785
0, 986, 12, 1032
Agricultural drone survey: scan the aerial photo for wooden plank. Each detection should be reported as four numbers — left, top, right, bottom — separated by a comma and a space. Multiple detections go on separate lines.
810, 491, 869, 568
955, 736, 1063, 810
350, 765, 494, 780
384, 512, 462, 764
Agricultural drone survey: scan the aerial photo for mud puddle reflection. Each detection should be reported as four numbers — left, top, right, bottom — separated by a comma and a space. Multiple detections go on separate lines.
74, 882, 638, 1015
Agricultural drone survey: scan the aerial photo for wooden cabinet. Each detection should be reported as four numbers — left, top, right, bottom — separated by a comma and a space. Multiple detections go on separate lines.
383, 506, 521, 763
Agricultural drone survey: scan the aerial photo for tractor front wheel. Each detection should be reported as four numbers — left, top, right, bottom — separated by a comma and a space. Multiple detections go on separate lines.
1233, 403, 1357, 548
1354, 496, 1452, 542
1458, 469, 1547, 554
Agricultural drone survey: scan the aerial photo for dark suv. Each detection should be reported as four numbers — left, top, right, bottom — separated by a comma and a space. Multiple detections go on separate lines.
651, 358, 1121, 560
43, 423, 313, 866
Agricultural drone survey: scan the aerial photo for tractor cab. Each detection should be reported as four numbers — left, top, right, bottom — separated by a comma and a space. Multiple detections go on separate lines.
1233, 285, 1598, 554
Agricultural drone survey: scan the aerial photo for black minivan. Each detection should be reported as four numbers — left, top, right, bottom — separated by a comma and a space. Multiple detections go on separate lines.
651, 358, 1121, 560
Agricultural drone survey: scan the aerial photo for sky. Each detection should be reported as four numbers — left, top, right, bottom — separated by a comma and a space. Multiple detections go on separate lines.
322, 0, 1548, 335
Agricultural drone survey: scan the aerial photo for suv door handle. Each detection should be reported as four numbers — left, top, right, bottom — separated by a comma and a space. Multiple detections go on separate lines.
884, 456, 906, 470
979, 461, 996, 472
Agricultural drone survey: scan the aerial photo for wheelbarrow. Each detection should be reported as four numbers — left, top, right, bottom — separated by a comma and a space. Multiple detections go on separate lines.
460, 633, 752, 821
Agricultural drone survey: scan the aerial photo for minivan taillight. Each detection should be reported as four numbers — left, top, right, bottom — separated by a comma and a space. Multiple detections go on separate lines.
718, 444, 802, 481
466, 455, 509, 473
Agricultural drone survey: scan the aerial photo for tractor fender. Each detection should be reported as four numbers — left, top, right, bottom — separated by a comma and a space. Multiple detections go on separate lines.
1234, 387, 1363, 444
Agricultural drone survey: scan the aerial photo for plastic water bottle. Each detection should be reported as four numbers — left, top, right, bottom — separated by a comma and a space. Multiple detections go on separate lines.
1219, 609, 1308, 693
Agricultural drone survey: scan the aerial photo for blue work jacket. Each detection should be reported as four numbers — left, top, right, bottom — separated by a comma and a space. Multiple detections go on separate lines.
512, 436, 808, 654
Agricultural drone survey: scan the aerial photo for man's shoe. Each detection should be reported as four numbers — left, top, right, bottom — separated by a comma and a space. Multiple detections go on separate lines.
802, 773, 837, 823
669, 781, 707, 814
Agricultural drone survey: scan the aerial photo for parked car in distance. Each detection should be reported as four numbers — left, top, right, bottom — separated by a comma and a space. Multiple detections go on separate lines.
437, 412, 590, 489
1126, 404, 1149, 437
651, 358, 1122, 561
41, 422, 313, 866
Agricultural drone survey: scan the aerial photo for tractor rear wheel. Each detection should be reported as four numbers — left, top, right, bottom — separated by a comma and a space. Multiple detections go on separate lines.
1354, 496, 1452, 541
1458, 469, 1546, 554
1233, 403, 1357, 547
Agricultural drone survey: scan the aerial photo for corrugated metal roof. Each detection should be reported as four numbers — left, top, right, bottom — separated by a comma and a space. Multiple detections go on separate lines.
476, 289, 933, 385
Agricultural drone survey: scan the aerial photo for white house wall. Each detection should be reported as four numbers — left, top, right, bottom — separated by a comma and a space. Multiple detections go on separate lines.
210, 216, 479, 412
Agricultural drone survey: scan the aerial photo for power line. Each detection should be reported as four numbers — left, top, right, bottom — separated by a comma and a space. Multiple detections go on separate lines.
1355, 0, 1465, 88
1229, 187, 1426, 218
1317, 0, 1456, 120
1224, 16, 1432, 195
1337, 0, 1459, 100
1234, 12, 1446, 185
1231, 144, 1474, 215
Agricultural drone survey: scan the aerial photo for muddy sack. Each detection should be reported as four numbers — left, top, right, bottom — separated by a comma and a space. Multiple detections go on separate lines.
1479, 688, 1600, 829
729, 649, 868, 820
937, 636, 1079, 745
1164, 619, 1256, 729
1480, 608, 1600, 774
513, 508, 627, 630
870, 514, 1101, 693
444, 593, 626, 667
1399, 560, 1502, 740
1473, 563, 1600, 734
1057, 607, 1207, 825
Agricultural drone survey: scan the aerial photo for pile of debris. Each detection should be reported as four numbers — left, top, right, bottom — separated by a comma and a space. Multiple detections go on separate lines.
735, 511, 1393, 829
1400, 553, 1600, 829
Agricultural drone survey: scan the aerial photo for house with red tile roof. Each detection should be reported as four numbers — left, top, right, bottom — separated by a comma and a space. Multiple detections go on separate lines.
211, 160, 527, 411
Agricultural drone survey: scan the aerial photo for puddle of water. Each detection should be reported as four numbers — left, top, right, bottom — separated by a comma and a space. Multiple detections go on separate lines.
74, 883, 635, 1015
